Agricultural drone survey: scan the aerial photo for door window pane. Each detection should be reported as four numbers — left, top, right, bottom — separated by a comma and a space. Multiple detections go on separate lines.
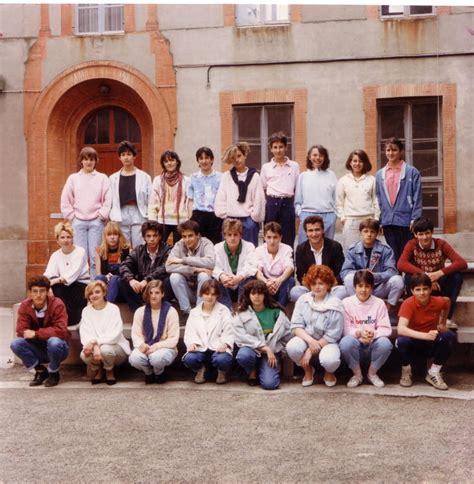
97, 109, 110, 144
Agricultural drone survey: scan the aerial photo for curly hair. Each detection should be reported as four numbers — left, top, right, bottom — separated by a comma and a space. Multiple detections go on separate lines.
236, 279, 281, 313
303, 264, 336, 289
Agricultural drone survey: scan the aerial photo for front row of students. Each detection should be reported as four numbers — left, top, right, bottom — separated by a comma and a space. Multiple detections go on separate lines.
12, 267, 455, 392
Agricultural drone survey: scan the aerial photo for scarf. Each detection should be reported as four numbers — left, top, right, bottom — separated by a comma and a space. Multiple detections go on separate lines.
230, 167, 256, 203
160, 171, 184, 224
142, 301, 171, 345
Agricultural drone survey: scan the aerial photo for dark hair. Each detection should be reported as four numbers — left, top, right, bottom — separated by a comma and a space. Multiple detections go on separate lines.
195, 146, 214, 161
27, 275, 51, 291
303, 215, 324, 232
306, 144, 330, 171
263, 222, 282, 237
237, 280, 281, 313
268, 131, 288, 147
412, 216, 434, 234
385, 137, 404, 151
359, 218, 380, 232
160, 150, 182, 172
118, 140, 137, 156
303, 264, 336, 289
353, 270, 375, 288
345, 149, 372, 174
143, 280, 164, 305
178, 219, 200, 235
410, 273, 432, 290
199, 278, 221, 298
141, 220, 164, 238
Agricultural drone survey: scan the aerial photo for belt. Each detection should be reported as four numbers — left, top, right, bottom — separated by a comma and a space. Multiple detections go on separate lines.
266, 194, 294, 200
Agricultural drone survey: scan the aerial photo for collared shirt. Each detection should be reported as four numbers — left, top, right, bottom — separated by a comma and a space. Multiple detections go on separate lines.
32, 303, 47, 319
147, 247, 157, 264
255, 242, 294, 279
310, 242, 324, 265
418, 240, 435, 250
385, 162, 404, 207
224, 241, 242, 274
260, 157, 300, 197
187, 170, 221, 212
184, 238, 202, 257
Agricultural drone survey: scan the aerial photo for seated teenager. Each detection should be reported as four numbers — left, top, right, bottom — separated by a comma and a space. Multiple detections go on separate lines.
339, 270, 393, 388
213, 218, 258, 309
286, 265, 344, 387
95, 221, 130, 303
396, 273, 456, 391
234, 280, 292, 390
255, 222, 295, 307
166, 220, 216, 317
128, 280, 179, 384
119, 220, 171, 312
182, 279, 234, 385
44, 222, 89, 326
340, 218, 404, 310
398, 216, 467, 329
79, 280, 131, 385
290, 215, 345, 302
10, 276, 69, 387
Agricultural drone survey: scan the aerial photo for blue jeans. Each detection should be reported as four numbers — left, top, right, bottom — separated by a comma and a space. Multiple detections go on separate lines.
298, 211, 337, 243
275, 276, 295, 307
169, 272, 211, 313
72, 217, 105, 278
95, 274, 121, 302
10, 337, 69, 373
236, 346, 281, 390
218, 277, 256, 309
237, 216, 260, 247
265, 196, 296, 248
182, 350, 233, 372
339, 335, 393, 372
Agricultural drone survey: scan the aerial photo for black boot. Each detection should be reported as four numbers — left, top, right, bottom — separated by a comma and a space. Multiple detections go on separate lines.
29, 365, 49, 387
44, 371, 60, 387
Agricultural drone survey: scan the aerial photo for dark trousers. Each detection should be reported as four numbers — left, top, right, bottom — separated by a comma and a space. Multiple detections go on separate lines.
265, 195, 296, 248
404, 272, 464, 319
163, 225, 181, 245
52, 282, 87, 326
119, 276, 173, 313
396, 331, 457, 366
218, 277, 256, 309
383, 225, 413, 264
191, 210, 223, 244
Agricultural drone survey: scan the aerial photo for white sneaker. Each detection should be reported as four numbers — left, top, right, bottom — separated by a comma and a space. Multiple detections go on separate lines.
367, 373, 385, 388
426, 372, 448, 390
446, 319, 458, 330
400, 365, 412, 387
347, 375, 363, 388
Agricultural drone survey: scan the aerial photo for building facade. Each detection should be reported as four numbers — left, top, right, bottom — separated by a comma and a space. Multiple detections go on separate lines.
0, 4, 473, 303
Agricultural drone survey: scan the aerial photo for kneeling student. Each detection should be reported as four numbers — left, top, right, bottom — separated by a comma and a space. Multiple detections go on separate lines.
396, 273, 456, 390
339, 270, 393, 388
182, 279, 234, 384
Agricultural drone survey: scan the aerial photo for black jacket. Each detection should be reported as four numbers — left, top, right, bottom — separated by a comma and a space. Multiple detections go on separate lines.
120, 242, 170, 282
295, 237, 345, 285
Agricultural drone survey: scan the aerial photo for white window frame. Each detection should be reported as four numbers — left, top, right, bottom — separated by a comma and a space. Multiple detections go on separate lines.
236, 4, 290, 27
76, 4, 124, 35
380, 5, 436, 19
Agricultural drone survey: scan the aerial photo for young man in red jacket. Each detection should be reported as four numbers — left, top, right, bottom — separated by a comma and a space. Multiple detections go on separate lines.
10, 276, 69, 387
398, 216, 467, 329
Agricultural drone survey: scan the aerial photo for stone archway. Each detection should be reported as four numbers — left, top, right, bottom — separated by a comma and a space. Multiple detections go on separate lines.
25, 61, 176, 279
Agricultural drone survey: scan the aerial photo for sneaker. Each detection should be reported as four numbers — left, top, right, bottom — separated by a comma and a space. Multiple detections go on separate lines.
446, 319, 458, 330
367, 373, 385, 388
216, 370, 227, 385
400, 365, 413, 387
194, 366, 206, 384
144, 373, 155, 385
44, 372, 60, 387
425, 372, 449, 391
347, 375, 363, 388
29, 366, 49, 387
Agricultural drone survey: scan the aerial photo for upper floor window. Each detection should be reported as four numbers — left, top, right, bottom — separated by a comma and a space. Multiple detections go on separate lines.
380, 5, 435, 18
76, 4, 124, 35
236, 4, 289, 27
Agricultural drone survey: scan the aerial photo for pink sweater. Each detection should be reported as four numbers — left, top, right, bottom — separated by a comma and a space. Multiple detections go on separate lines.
214, 170, 266, 222
61, 170, 111, 221
342, 295, 392, 339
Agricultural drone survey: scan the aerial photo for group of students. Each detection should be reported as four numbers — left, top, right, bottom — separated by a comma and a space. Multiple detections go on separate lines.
11, 134, 467, 391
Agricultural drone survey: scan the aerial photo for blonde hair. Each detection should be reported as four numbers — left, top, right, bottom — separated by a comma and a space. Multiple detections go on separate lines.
54, 222, 74, 240
97, 221, 130, 259
222, 218, 243, 235
85, 280, 107, 301
221, 142, 250, 165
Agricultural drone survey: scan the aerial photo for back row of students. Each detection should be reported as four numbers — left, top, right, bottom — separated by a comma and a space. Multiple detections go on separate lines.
59, 133, 418, 281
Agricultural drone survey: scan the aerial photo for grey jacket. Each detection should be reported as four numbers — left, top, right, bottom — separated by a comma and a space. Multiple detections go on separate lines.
165, 237, 216, 277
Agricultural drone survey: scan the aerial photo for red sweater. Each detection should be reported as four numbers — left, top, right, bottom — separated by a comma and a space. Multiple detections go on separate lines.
16, 296, 69, 341
398, 238, 467, 276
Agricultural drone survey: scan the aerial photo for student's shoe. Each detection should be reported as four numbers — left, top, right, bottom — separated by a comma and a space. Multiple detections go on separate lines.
29, 366, 49, 387
302, 368, 315, 387
425, 372, 448, 391
154, 372, 167, 384
247, 377, 258, 387
194, 366, 206, 384
105, 369, 117, 386
367, 373, 385, 388
446, 319, 458, 330
144, 373, 155, 385
399, 365, 413, 387
346, 375, 363, 388
216, 370, 227, 385
91, 366, 104, 385
44, 372, 60, 387
323, 372, 337, 387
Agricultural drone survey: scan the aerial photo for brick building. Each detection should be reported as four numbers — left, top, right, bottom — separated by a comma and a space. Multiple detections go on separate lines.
0, 4, 473, 303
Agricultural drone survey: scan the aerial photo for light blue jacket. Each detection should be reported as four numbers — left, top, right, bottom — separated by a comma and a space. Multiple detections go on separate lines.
375, 163, 422, 227
340, 239, 398, 284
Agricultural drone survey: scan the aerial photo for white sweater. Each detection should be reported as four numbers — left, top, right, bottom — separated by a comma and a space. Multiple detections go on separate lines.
44, 246, 90, 285
336, 173, 380, 221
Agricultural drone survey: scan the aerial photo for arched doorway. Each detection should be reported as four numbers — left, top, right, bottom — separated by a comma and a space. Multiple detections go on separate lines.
78, 106, 143, 175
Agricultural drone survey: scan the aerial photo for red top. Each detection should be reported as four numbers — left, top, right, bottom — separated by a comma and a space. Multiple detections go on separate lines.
16, 296, 69, 340
398, 295, 449, 333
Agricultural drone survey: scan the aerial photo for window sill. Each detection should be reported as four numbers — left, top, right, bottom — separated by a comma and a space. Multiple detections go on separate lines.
75, 31, 125, 37
236, 22, 290, 29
